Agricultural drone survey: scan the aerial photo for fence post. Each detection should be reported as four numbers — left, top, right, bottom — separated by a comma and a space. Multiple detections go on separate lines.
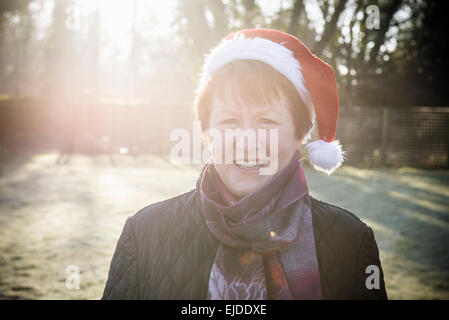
380, 106, 390, 166
446, 111, 449, 167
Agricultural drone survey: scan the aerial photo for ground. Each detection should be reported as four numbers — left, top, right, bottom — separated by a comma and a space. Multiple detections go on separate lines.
0, 150, 448, 299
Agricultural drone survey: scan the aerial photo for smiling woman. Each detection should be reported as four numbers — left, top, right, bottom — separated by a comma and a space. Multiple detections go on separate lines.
102, 28, 388, 300
200, 59, 313, 199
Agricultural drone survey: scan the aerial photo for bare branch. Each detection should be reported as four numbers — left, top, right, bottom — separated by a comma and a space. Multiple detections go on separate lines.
313, 0, 349, 56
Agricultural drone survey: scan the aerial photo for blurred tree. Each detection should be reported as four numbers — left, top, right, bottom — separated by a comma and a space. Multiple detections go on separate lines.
0, 0, 30, 21
173, 0, 228, 57
84, 6, 100, 97
313, 0, 349, 56
287, 0, 305, 36
0, 0, 32, 95
172, 0, 449, 107
0, 0, 447, 107
242, 0, 259, 28
388, 0, 449, 106
45, 0, 76, 96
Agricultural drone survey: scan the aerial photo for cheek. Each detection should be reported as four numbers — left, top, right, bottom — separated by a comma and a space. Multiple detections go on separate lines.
281, 128, 299, 147
265, 126, 298, 154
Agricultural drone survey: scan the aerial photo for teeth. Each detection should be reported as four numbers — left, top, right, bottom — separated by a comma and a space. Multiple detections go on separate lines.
238, 164, 258, 168
235, 160, 269, 168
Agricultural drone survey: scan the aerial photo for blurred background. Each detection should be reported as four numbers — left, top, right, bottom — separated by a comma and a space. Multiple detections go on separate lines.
0, 0, 448, 299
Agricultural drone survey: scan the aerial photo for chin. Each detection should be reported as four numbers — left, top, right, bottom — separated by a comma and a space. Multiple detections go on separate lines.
227, 168, 273, 198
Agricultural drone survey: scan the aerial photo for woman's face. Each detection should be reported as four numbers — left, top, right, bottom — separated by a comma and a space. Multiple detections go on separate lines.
206, 94, 302, 199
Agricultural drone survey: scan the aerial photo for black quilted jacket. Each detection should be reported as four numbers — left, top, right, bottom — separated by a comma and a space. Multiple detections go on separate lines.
102, 189, 388, 300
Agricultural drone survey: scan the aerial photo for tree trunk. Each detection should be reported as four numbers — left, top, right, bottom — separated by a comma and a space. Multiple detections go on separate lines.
367, 0, 403, 69
287, 0, 304, 36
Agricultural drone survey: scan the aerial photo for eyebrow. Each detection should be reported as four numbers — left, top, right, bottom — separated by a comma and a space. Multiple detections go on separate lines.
256, 108, 282, 117
216, 105, 283, 117
215, 108, 239, 116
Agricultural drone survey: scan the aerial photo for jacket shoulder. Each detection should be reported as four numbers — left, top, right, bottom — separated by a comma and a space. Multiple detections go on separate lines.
123, 189, 218, 299
129, 189, 198, 227
310, 195, 370, 235
309, 196, 386, 299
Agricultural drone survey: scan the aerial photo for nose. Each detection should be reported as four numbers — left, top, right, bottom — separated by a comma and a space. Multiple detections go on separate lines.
235, 119, 261, 161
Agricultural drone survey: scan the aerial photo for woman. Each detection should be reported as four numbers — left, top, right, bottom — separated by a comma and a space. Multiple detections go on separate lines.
102, 29, 387, 300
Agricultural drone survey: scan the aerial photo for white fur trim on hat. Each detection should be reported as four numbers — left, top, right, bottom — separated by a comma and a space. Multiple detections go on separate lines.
306, 139, 345, 175
199, 34, 316, 124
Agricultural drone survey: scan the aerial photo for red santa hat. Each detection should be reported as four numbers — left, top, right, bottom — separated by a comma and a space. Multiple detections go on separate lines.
198, 28, 344, 174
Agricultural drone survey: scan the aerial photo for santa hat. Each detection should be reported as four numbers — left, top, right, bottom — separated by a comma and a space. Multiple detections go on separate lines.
198, 28, 344, 174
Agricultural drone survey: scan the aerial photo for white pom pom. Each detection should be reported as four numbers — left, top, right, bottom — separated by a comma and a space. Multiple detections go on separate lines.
305, 139, 345, 175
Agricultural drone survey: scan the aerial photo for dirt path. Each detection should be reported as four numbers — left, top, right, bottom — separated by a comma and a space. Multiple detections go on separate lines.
0, 151, 448, 299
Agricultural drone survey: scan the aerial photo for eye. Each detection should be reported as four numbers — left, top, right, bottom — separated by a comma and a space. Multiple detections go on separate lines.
258, 118, 278, 125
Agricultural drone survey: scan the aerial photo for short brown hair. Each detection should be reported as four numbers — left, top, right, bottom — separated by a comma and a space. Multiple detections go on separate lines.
194, 60, 313, 140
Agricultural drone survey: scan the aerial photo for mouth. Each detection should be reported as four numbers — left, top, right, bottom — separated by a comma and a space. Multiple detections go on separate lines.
233, 159, 270, 171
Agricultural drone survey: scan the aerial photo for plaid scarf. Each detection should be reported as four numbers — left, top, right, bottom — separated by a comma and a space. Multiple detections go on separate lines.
198, 151, 323, 300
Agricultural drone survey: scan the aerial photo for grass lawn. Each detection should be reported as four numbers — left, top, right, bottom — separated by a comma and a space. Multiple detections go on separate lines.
0, 150, 448, 299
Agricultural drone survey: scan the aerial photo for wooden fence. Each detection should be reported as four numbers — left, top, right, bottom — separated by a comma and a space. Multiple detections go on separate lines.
337, 106, 449, 167
0, 99, 447, 168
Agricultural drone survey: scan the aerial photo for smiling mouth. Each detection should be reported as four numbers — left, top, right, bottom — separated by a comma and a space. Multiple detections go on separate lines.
233, 160, 270, 169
